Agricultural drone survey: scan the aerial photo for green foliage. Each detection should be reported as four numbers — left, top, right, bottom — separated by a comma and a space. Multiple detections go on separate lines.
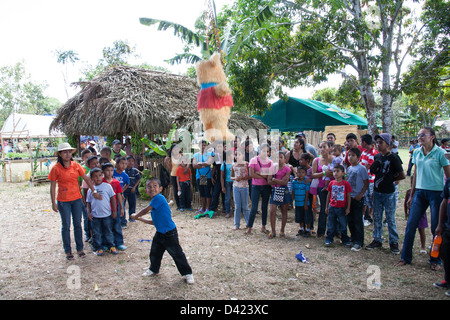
138, 169, 153, 200
141, 124, 177, 157
0, 61, 56, 127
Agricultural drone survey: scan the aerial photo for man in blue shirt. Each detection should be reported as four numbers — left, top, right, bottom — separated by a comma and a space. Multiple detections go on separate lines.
192, 140, 214, 213
131, 178, 194, 284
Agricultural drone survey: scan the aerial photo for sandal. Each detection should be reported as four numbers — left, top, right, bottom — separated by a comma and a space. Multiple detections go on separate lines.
279, 232, 286, 238
268, 232, 275, 239
396, 260, 408, 266
66, 253, 74, 261
431, 263, 441, 271
77, 251, 86, 258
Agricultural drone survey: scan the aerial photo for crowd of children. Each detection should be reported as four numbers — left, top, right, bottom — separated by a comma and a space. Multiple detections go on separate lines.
50, 129, 450, 296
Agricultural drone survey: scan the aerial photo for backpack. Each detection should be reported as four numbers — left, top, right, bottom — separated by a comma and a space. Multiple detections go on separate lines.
159, 164, 171, 189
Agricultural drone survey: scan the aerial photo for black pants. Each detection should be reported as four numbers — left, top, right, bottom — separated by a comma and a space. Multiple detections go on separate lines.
440, 228, 450, 283
149, 228, 192, 276
348, 198, 365, 246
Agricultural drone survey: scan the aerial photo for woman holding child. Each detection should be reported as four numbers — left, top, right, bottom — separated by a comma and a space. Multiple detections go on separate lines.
311, 141, 334, 238
49, 143, 102, 260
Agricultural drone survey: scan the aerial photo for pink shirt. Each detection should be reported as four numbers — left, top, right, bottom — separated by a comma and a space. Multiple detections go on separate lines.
272, 165, 291, 188
248, 156, 274, 186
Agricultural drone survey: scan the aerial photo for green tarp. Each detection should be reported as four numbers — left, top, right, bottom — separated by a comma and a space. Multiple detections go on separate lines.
253, 97, 368, 132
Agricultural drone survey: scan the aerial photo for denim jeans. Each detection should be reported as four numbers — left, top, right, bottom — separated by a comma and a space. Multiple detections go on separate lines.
348, 198, 365, 246
316, 187, 328, 237
57, 198, 84, 254
372, 191, 398, 244
326, 206, 350, 243
440, 228, 450, 283
210, 177, 225, 211
81, 202, 92, 238
123, 190, 137, 225
92, 216, 114, 250
247, 184, 271, 228
149, 228, 192, 276
179, 181, 192, 209
233, 186, 250, 228
223, 181, 233, 214
401, 189, 443, 264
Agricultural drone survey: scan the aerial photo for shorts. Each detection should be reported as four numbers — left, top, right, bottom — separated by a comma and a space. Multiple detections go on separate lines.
196, 178, 212, 198
269, 186, 292, 205
418, 212, 428, 229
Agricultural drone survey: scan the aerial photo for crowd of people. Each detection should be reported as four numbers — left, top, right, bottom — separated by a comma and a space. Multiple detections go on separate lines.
47, 128, 450, 295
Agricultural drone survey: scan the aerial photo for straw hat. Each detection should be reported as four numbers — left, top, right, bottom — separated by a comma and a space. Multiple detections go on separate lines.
54, 143, 77, 156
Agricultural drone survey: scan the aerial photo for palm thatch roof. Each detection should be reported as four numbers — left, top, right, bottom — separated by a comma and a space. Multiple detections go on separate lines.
50, 65, 267, 137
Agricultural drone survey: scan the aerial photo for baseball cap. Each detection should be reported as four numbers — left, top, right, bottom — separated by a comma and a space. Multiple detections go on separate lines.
374, 133, 391, 146
295, 132, 306, 138
112, 139, 121, 145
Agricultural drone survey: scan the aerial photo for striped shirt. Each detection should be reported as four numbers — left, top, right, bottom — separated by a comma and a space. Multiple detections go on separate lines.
360, 147, 378, 183
292, 178, 310, 206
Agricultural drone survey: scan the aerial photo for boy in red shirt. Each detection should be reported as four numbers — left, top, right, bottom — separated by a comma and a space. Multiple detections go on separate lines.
325, 164, 352, 246
176, 156, 193, 211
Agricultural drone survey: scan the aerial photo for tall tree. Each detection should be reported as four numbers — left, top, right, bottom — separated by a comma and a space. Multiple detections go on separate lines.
54, 49, 79, 100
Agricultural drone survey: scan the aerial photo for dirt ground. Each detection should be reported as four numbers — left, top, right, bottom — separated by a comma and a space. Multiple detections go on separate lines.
0, 178, 448, 301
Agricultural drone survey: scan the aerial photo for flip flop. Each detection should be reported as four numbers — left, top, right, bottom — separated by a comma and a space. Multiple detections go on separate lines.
66, 254, 74, 261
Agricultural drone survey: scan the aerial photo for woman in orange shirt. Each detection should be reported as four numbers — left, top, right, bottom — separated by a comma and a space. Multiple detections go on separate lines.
49, 143, 101, 260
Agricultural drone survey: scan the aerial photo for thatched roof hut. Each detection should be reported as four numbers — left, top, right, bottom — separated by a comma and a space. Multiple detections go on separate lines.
50, 65, 267, 137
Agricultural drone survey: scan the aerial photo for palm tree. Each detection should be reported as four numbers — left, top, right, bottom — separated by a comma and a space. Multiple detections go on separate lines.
139, 0, 273, 75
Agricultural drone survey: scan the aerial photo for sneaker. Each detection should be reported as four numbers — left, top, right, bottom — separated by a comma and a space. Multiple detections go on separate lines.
302, 230, 311, 238
351, 244, 362, 252
117, 245, 127, 251
109, 247, 118, 255
324, 240, 332, 246
446, 291, 450, 297
296, 229, 305, 237
180, 208, 185, 212
186, 208, 193, 211
96, 249, 104, 256
185, 274, 194, 284
343, 242, 352, 247
142, 269, 157, 277
121, 224, 127, 229
365, 240, 382, 250
363, 219, 371, 227
390, 243, 400, 254
433, 280, 449, 289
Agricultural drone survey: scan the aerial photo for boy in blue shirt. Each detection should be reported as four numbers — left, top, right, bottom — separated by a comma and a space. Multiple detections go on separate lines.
131, 178, 194, 284
292, 166, 312, 237
124, 156, 141, 223
113, 157, 130, 228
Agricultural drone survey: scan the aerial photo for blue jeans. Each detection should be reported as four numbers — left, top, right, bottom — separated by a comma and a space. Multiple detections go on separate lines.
233, 187, 250, 228
179, 181, 192, 209
224, 181, 233, 214
372, 191, 398, 244
123, 190, 137, 225
81, 202, 92, 238
247, 184, 271, 228
401, 189, 443, 264
57, 198, 84, 254
92, 216, 114, 250
326, 206, 350, 243
316, 187, 328, 236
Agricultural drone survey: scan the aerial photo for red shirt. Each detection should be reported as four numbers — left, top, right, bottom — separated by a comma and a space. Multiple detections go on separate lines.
344, 145, 365, 167
360, 147, 379, 183
197, 86, 233, 111
103, 178, 122, 210
327, 180, 352, 208
176, 166, 191, 182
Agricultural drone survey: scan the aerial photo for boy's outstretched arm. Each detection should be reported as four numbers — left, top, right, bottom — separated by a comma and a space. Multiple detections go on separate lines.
131, 205, 154, 225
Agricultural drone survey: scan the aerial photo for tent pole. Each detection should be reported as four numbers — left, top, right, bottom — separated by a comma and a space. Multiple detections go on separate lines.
29, 135, 33, 183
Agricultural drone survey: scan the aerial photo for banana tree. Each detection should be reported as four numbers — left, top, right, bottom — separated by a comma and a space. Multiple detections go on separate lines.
141, 124, 177, 157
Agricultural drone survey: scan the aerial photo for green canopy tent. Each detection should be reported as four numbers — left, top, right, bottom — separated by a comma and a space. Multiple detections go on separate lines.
253, 97, 368, 132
